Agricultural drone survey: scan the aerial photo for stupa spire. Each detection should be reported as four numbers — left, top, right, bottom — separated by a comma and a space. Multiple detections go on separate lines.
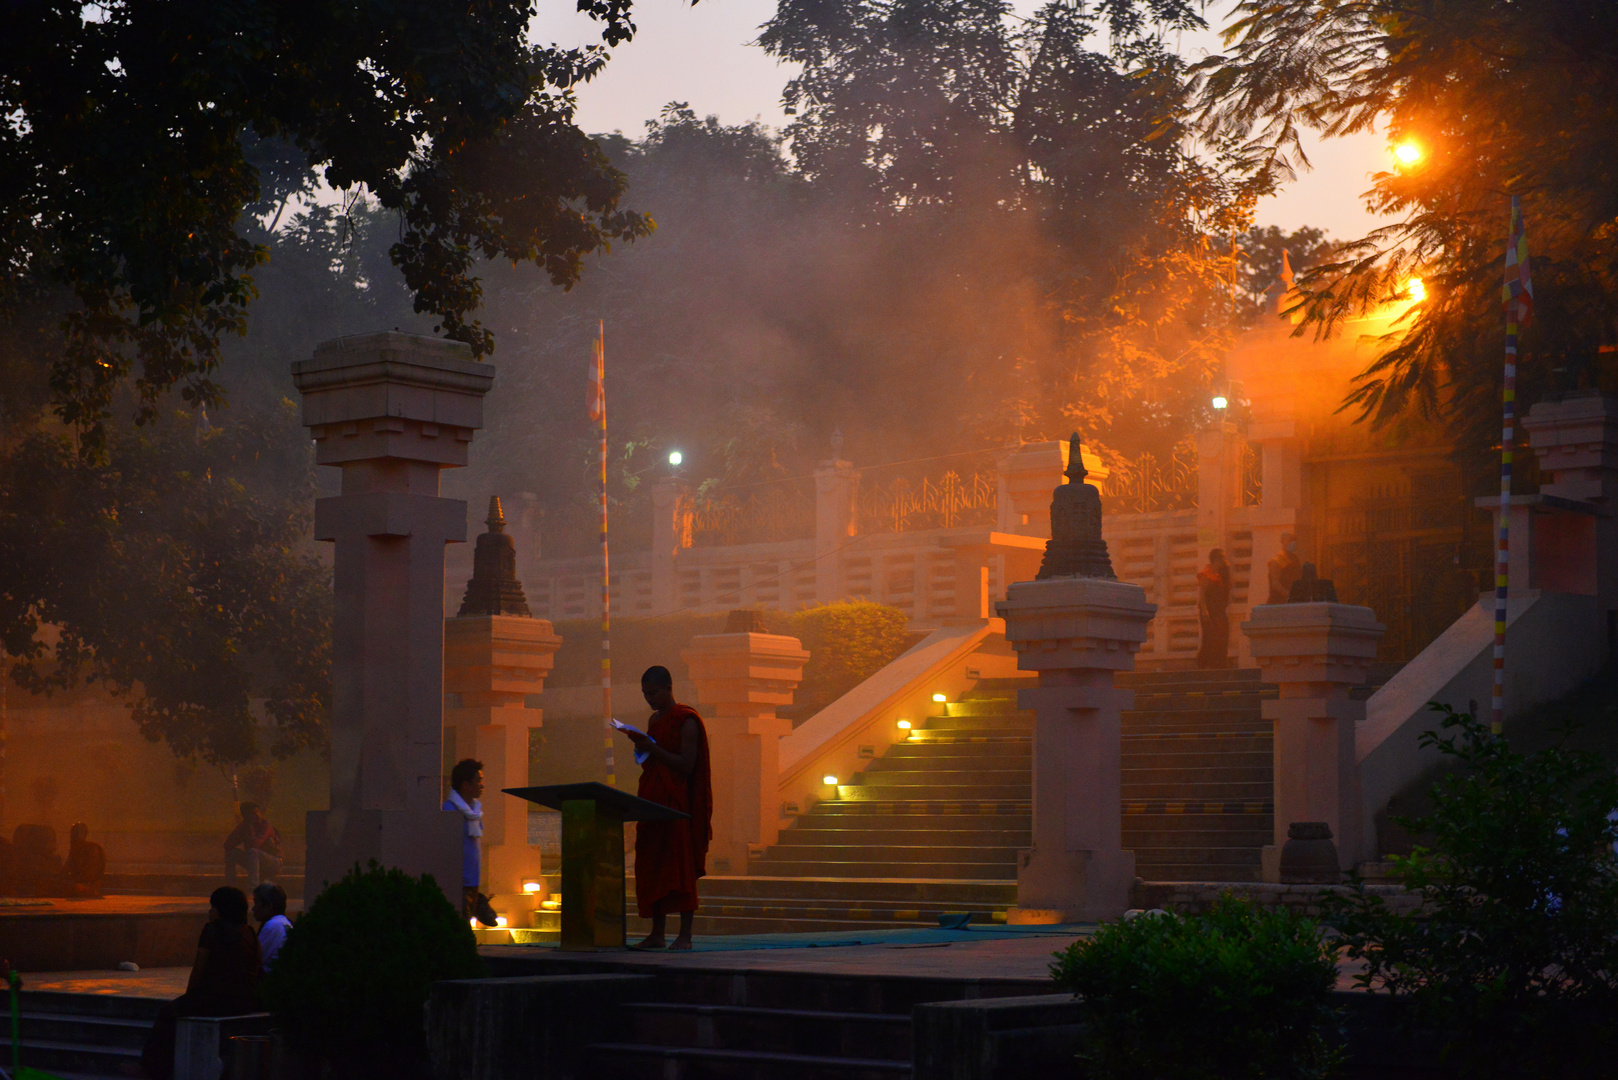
457, 495, 531, 617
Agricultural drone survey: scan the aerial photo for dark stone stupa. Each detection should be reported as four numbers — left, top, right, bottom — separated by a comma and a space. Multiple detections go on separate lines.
1035, 433, 1117, 581
457, 496, 532, 617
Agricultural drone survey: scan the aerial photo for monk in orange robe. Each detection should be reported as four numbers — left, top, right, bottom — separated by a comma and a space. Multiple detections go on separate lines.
624, 665, 712, 950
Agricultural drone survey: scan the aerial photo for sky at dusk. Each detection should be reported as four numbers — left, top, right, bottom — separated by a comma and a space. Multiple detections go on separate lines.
530, 0, 1392, 244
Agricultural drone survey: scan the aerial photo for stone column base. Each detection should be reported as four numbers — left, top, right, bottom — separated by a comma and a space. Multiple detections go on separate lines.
305, 807, 463, 911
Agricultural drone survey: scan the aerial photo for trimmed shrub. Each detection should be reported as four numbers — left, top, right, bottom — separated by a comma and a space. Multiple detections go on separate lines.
1051, 895, 1341, 1080
785, 601, 915, 710
262, 862, 482, 1078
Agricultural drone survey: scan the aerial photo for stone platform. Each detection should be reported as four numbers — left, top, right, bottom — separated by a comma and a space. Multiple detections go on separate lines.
1, 896, 209, 972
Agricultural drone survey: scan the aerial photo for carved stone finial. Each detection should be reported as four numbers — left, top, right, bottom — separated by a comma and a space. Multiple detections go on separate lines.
457, 494, 531, 617
1036, 433, 1116, 581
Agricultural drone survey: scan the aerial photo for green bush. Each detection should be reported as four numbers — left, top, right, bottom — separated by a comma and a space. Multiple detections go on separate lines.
1051, 895, 1341, 1080
262, 862, 482, 1078
1325, 704, 1618, 1079
783, 601, 914, 708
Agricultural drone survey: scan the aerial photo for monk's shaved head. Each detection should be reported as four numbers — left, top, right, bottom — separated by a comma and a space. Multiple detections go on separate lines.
641, 665, 673, 689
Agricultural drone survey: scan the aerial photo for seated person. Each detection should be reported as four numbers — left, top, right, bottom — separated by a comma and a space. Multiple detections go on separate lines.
61, 822, 107, 897
140, 886, 262, 1080
224, 803, 282, 888
252, 882, 292, 971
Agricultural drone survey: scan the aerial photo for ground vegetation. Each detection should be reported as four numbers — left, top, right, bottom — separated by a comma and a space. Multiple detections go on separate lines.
1325, 705, 1618, 1079
1051, 893, 1342, 1079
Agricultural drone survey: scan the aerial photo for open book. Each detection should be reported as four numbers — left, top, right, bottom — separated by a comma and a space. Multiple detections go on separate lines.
610, 718, 654, 764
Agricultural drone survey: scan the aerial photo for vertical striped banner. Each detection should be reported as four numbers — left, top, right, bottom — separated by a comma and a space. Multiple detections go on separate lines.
589, 322, 615, 785
1495, 197, 1534, 735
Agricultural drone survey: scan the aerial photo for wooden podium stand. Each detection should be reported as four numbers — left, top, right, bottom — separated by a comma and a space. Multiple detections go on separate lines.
504, 782, 689, 950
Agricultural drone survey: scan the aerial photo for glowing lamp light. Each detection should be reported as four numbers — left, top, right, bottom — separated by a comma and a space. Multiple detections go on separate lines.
1211, 396, 1229, 411
522, 880, 543, 894
1394, 141, 1422, 166
469, 918, 478, 931
668, 450, 683, 466
823, 774, 839, 786
897, 719, 912, 730
932, 693, 947, 703
495, 915, 508, 928
1406, 277, 1427, 302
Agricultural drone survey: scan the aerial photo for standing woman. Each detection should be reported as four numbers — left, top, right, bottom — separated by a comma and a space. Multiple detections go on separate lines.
622, 665, 712, 950
1197, 548, 1232, 669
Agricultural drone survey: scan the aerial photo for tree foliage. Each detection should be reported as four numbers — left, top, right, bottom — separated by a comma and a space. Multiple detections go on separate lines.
1325, 705, 1618, 1078
0, 402, 330, 767
0, 0, 650, 454
1193, 0, 1618, 463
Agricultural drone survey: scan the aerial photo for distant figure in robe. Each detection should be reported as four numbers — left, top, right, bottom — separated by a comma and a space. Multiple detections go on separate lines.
1265, 532, 1303, 605
224, 803, 282, 888
624, 665, 712, 951
62, 822, 106, 897
1197, 548, 1232, 669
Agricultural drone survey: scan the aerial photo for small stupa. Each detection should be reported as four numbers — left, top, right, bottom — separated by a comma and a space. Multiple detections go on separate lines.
457, 496, 532, 617
1034, 433, 1117, 580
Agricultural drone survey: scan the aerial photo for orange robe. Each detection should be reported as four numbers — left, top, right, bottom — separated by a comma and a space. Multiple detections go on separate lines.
633, 703, 713, 918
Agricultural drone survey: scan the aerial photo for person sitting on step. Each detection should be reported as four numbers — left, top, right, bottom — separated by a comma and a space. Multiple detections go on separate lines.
224, 803, 282, 888
60, 821, 106, 897
139, 886, 262, 1080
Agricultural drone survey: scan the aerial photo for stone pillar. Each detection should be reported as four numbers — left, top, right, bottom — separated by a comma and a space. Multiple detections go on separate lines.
997, 577, 1155, 922
682, 614, 809, 875
651, 477, 692, 616
814, 444, 860, 605
996, 440, 1109, 538
444, 498, 562, 911
1242, 603, 1384, 877
1525, 391, 1618, 611
293, 331, 494, 909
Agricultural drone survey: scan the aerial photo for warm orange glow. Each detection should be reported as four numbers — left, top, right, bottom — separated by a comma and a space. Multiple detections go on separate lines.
1394, 142, 1422, 166
1406, 277, 1427, 302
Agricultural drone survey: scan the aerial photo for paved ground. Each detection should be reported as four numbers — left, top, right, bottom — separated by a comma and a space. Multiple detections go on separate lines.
24, 967, 191, 998
0, 896, 210, 918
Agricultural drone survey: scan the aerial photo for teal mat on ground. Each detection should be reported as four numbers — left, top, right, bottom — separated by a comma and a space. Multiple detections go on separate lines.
517, 924, 1094, 953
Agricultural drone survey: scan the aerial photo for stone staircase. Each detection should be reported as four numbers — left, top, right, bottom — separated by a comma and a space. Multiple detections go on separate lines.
584, 966, 1042, 1080
14, 988, 160, 1079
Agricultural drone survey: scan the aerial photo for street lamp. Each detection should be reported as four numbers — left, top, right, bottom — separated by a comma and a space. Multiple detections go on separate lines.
1211, 396, 1229, 411
667, 450, 683, 467
1394, 141, 1422, 166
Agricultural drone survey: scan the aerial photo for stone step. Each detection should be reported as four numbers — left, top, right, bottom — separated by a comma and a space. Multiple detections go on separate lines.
1119, 750, 1272, 770
588, 1041, 912, 1080
1119, 781, 1273, 801
760, 843, 1021, 864
834, 784, 1030, 802
620, 1003, 913, 1061
1122, 800, 1272, 816
854, 769, 1030, 787
694, 899, 1005, 924
1122, 826, 1272, 846
1116, 669, 1266, 689
748, 858, 1016, 880
1121, 765, 1274, 785
939, 701, 1020, 718
15, 993, 160, 1079
916, 714, 1032, 732
879, 742, 1032, 760
698, 876, 1016, 906
1121, 732, 1271, 751
808, 802, 1030, 820
779, 827, 1031, 847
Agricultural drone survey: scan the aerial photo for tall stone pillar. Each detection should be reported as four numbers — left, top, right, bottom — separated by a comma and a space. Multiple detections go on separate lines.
293, 331, 494, 908
444, 497, 562, 911
651, 476, 693, 616
1524, 391, 1618, 613
814, 434, 860, 604
997, 578, 1155, 922
1242, 603, 1384, 877
682, 611, 809, 875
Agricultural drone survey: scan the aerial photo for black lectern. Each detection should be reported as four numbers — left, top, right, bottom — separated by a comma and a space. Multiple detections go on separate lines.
504, 782, 689, 950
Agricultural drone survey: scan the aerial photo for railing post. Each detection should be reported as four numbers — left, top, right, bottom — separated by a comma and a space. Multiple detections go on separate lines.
998, 577, 1155, 922
1242, 603, 1384, 877
652, 476, 692, 615
814, 449, 859, 604
683, 617, 810, 874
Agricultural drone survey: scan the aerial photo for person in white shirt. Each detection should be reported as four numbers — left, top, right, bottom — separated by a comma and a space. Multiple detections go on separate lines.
251, 882, 292, 970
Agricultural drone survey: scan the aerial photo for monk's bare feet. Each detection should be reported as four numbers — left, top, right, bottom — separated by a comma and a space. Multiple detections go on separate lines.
668, 935, 693, 951
633, 934, 666, 949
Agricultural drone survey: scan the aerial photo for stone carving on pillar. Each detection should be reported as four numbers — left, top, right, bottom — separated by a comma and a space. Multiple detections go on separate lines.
683, 614, 809, 876
293, 331, 494, 910
458, 497, 531, 616
445, 501, 562, 918
1035, 433, 1116, 581
1242, 602, 1384, 878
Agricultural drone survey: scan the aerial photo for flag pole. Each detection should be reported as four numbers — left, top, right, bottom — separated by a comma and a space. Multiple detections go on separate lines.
595, 321, 616, 784
1495, 196, 1532, 735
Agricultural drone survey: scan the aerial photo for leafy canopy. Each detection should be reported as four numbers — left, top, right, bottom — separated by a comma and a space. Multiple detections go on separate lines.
1325, 705, 1618, 1079
0, 0, 651, 453
1193, 0, 1618, 461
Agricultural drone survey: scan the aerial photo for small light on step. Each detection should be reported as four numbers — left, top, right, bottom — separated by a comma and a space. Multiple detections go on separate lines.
823, 774, 839, 786
897, 719, 912, 730
469, 918, 478, 931
522, 880, 542, 894
495, 916, 508, 928
932, 693, 947, 703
